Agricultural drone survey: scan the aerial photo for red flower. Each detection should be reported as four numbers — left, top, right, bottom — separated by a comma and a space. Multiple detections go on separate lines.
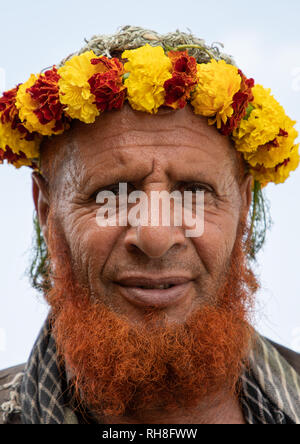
220, 70, 255, 136
168, 51, 198, 83
275, 157, 290, 172
164, 75, 187, 109
0, 147, 4, 163
0, 146, 25, 164
265, 138, 280, 150
88, 57, 126, 112
260, 128, 289, 151
0, 87, 19, 124
164, 51, 198, 109
0, 146, 37, 168
0, 86, 35, 140
278, 128, 288, 138
26, 67, 67, 132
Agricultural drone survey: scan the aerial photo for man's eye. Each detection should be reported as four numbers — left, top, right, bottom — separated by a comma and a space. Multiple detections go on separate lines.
182, 183, 213, 193
90, 185, 118, 201
106, 184, 122, 196
92, 183, 135, 200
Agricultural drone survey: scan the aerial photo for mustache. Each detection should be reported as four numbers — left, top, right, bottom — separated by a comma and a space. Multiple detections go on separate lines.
106, 261, 201, 278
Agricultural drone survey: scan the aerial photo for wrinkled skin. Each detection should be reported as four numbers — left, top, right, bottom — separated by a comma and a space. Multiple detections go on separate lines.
32, 105, 253, 423
34, 105, 252, 322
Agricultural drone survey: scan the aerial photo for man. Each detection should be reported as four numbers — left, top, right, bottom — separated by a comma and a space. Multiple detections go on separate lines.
0, 26, 299, 424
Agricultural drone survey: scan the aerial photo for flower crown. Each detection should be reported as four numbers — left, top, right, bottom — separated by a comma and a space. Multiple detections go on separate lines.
0, 43, 299, 190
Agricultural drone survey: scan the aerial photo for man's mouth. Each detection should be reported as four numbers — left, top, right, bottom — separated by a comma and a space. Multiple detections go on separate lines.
114, 276, 193, 308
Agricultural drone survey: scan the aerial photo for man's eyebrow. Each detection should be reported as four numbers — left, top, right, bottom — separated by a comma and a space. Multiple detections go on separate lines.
168, 160, 227, 181
76, 161, 155, 192
77, 166, 225, 197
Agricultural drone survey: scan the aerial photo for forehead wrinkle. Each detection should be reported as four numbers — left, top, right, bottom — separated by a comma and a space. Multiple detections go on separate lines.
79, 152, 233, 195
73, 138, 236, 192
60, 109, 237, 192
61, 150, 85, 195
41, 134, 79, 192
78, 142, 210, 177
94, 126, 212, 142
65, 110, 229, 168
75, 132, 221, 167
73, 125, 213, 157
79, 151, 157, 191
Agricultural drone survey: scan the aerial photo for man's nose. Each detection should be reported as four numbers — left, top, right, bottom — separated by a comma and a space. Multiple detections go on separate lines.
124, 224, 186, 259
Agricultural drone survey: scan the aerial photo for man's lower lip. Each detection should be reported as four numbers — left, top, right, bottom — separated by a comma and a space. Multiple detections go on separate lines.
116, 282, 193, 308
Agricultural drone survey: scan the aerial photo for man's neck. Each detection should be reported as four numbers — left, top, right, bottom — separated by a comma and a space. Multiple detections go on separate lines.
96, 392, 246, 425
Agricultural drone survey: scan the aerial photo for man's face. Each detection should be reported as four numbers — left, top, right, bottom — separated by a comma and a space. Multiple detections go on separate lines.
34, 105, 255, 419
39, 105, 250, 325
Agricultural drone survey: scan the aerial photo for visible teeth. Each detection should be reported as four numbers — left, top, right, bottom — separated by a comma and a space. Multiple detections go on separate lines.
140, 284, 172, 289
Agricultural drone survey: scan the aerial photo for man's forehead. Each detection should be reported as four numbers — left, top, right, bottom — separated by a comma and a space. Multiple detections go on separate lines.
42, 105, 236, 187
78, 150, 228, 194
72, 105, 224, 148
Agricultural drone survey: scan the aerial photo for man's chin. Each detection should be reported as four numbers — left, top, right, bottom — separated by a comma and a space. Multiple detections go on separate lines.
48, 288, 252, 419
46, 222, 257, 419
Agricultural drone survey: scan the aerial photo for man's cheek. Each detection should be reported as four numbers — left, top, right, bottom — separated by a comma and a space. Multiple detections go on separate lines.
192, 224, 233, 275
72, 225, 124, 275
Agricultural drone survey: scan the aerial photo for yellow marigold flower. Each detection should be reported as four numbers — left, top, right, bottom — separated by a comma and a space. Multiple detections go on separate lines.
250, 144, 300, 187
243, 117, 298, 168
58, 51, 99, 124
122, 44, 172, 114
13, 157, 34, 169
191, 59, 241, 128
232, 84, 289, 153
0, 121, 40, 159
16, 75, 63, 136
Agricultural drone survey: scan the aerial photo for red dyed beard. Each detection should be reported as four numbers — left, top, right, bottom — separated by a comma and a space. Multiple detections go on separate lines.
45, 220, 258, 422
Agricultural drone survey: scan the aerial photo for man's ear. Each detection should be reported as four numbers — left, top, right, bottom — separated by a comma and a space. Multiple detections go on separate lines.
32, 172, 50, 245
239, 174, 253, 221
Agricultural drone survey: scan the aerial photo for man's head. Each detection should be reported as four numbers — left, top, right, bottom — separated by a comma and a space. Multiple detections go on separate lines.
34, 105, 253, 322
32, 103, 258, 420
0, 24, 298, 423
